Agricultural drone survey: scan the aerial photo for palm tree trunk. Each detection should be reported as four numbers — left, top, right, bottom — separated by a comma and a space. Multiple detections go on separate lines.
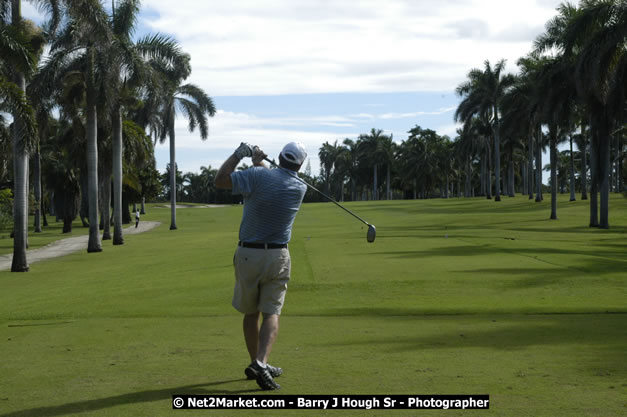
528, 132, 534, 200
112, 104, 124, 244
101, 169, 111, 240
581, 124, 588, 200
508, 148, 515, 197
493, 114, 501, 202
550, 126, 557, 220
598, 134, 610, 229
458, 175, 462, 198
445, 165, 449, 199
569, 135, 576, 201
169, 110, 177, 230
373, 164, 378, 201
522, 155, 527, 196
535, 127, 542, 203
486, 147, 492, 200
350, 178, 356, 202
33, 149, 42, 232
502, 166, 506, 197
10, 70, 29, 271
324, 172, 330, 197
614, 135, 621, 193
42, 199, 48, 227
86, 46, 102, 253
386, 165, 391, 200
141, 197, 146, 214
618, 134, 624, 194
480, 152, 487, 196
79, 173, 89, 226
465, 155, 471, 197
589, 133, 599, 227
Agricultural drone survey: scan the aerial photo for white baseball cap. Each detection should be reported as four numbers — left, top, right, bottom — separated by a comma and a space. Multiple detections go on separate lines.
280, 142, 307, 165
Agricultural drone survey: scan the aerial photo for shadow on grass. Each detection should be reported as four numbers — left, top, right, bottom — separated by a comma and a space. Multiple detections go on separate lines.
0, 379, 260, 417
319, 307, 627, 316
372, 244, 627, 263
323, 314, 627, 374
459, 265, 626, 288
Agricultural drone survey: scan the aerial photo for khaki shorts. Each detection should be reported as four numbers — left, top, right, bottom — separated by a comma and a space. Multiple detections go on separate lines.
232, 246, 291, 315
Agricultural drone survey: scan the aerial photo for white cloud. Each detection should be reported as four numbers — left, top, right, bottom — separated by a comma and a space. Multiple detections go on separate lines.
436, 123, 463, 137
143, 0, 563, 96
379, 106, 457, 120
154, 110, 363, 176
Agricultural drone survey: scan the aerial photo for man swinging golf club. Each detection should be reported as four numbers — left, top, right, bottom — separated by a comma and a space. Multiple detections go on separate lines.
215, 141, 307, 390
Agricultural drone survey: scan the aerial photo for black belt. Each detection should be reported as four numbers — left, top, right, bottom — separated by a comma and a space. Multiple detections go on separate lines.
239, 241, 288, 249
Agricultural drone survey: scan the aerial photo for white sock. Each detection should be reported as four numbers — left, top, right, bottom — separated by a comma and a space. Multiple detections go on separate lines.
255, 359, 267, 368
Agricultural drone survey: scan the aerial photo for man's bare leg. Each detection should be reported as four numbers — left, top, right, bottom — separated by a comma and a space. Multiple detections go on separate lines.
243, 312, 260, 361
256, 313, 279, 364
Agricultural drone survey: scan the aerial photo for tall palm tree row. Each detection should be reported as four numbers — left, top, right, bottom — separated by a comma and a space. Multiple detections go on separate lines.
1, 0, 55, 272
534, 0, 626, 228
455, 59, 517, 202
0, 0, 212, 271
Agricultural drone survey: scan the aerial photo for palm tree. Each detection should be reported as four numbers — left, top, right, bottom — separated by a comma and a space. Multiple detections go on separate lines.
402, 125, 443, 198
105, 0, 190, 243
536, 0, 626, 228
534, 54, 577, 220
358, 128, 391, 200
380, 134, 396, 200
573, 126, 589, 200
1, 0, 54, 271
40, 0, 112, 252
43, 118, 81, 233
397, 133, 423, 199
318, 141, 339, 197
456, 59, 516, 202
456, 125, 476, 197
501, 71, 541, 200
153, 55, 215, 230
340, 138, 359, 201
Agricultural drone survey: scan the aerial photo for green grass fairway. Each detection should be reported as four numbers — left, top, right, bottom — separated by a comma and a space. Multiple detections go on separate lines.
1, 195, 626, 416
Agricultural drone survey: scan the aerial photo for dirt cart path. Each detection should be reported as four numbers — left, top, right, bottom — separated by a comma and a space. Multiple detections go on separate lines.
0, 221, 161, 271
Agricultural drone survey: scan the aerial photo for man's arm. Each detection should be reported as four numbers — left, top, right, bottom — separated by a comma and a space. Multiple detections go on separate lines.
215, 143, 253, 189
215, 153, 241, 190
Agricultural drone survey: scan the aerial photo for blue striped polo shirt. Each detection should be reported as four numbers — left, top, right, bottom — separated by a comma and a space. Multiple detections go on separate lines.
231, 166, 307, 245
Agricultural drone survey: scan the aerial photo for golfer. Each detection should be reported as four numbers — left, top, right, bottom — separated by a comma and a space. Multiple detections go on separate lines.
135, 209, 140, 228
215, 141, 307, 390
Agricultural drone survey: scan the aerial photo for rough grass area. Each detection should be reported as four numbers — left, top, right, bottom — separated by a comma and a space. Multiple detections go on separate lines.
0, 195, 626, 416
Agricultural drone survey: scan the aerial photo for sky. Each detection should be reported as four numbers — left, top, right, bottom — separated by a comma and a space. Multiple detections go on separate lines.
23, 0, 565, 178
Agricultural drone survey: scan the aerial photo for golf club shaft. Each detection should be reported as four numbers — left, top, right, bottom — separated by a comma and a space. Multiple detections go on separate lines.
263, 157, 371, 226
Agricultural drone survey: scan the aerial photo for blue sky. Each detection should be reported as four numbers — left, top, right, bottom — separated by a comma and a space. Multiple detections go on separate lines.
23, 0, 564, 178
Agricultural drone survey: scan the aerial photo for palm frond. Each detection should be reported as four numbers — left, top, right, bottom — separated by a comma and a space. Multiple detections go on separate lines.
65, 0, 111, 45
29, 0, 64, 34
0, 2, 10, 23
176, 96, 209, 138
0, 75, 37, 152
176, 83, 215, 115
112, 0, 140, 39
0, 25, 36, 74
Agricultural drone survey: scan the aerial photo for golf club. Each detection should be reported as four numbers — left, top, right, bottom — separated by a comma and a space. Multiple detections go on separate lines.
263, 157, 376, 243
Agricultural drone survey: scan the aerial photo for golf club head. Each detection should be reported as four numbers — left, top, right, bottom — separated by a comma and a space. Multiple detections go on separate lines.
367, 224, 376, 243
